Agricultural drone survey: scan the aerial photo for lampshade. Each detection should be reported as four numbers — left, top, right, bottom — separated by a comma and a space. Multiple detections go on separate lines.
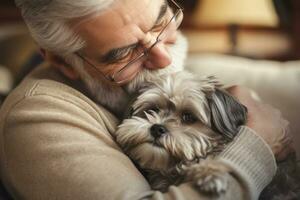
192, 0, 279, 27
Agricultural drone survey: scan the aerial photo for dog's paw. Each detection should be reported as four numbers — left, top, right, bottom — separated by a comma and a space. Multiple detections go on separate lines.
195, 171, 228, 195
184, 160, 230, 196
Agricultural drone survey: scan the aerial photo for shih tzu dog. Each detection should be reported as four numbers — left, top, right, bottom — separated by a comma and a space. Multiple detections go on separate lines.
114, 71, 300, 198
114, 71, 247, 194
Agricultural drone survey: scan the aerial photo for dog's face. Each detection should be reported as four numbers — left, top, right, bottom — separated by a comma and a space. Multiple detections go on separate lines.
115, 72, 247, 172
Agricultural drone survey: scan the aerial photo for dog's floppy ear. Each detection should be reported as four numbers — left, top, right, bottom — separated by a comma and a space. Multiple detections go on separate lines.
207, 89, 248, 141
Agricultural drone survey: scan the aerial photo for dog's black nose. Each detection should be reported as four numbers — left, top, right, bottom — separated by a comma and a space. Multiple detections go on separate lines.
150, 124, 168, 138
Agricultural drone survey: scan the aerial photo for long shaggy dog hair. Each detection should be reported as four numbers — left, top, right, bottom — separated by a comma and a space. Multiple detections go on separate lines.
114, 71, 300, 198
114, 71, 247, 193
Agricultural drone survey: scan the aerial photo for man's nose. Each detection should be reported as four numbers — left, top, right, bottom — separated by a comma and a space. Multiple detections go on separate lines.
143, 42, 172, 70
141, 31, 175, 70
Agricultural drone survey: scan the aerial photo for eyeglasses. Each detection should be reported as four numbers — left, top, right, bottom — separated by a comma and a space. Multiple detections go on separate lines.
76, 0, 183, 85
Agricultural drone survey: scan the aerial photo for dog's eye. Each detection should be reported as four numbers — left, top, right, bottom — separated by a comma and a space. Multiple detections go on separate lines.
145, 105, 160, 113
182, 112, 197, 124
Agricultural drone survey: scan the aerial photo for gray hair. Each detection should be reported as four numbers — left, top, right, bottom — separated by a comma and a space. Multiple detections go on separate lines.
15, 0, 115, 56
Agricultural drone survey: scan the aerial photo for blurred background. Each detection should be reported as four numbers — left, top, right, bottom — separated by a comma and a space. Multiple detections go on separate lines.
0, 0, 300, 101
178, 0, 300, 60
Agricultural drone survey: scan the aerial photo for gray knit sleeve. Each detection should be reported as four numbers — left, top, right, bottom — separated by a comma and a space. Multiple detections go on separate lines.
217, 126, 277, 200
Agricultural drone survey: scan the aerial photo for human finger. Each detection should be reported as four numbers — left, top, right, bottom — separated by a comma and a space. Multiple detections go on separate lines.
276, 123, 295, 161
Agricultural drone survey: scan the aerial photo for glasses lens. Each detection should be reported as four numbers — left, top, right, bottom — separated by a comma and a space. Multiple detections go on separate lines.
113, 59, 144, 84
175, 10, 183, 28
113, 48, 146, 83
158, 10, 183, 42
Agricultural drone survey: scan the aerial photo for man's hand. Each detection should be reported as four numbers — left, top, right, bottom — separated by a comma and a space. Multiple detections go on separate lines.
227, 86, 294, 161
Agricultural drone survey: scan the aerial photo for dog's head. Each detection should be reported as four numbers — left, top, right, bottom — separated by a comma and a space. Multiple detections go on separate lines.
115, 72, 247, 171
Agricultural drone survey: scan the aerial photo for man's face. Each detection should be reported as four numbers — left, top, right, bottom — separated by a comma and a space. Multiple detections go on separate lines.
73, 0, 182, 85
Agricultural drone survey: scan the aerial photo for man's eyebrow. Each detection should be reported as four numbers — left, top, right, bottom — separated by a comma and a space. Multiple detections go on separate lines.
100, 0, 169, 64
101, 43, 138, 64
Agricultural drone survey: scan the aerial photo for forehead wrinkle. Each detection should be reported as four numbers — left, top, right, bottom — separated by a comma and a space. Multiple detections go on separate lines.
121, 0, 164, 32
74, 0, 163, 59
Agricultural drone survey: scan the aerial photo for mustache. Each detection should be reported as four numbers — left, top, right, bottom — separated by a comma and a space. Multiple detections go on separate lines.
125, 32, 188, 93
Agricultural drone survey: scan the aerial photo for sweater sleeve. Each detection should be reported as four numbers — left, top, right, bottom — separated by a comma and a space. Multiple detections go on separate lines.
217, 126, 277, 200
0, 94, 276, 200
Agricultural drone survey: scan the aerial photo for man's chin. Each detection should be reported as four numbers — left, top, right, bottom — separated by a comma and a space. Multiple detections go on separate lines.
125, 32, 188, 93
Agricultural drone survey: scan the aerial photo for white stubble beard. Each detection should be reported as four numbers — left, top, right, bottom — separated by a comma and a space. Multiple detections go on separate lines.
125, 32, 188, 93
74, 32, 188, 115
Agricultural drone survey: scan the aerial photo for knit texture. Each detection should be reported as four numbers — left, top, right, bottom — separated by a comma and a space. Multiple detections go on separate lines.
218, 126, 277, 200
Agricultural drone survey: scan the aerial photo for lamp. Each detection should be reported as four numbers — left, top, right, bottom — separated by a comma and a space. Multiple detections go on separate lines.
192, 0, 279, 53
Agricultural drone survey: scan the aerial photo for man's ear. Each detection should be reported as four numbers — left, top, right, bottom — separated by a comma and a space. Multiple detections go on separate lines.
40, 48, 79, 80
207, 89, 248, 141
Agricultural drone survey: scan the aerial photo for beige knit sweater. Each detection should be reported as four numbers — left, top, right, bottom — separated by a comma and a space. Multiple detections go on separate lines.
0, 64, 276, 200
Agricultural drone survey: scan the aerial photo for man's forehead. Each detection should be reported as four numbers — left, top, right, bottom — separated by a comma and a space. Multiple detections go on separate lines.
117, 0, 160, 29
72, 0, 163, 56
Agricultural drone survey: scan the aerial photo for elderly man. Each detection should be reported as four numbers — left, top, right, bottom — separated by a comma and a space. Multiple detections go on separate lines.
0, 0, 292, 199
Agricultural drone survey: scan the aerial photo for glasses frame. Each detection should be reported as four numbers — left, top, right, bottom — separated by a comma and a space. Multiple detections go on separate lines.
76, 0, 183, 84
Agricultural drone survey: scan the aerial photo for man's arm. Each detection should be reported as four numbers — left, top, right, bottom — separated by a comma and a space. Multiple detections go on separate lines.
226, 85, 293, 161
0, 94, 276, 200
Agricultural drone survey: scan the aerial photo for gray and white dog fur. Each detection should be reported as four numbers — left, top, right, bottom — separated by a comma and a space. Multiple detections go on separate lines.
113, 71, 248, 194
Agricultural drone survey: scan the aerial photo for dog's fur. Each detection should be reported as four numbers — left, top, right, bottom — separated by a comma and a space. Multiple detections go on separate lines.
114, 71, 300, 198
114, 71, 247, 194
